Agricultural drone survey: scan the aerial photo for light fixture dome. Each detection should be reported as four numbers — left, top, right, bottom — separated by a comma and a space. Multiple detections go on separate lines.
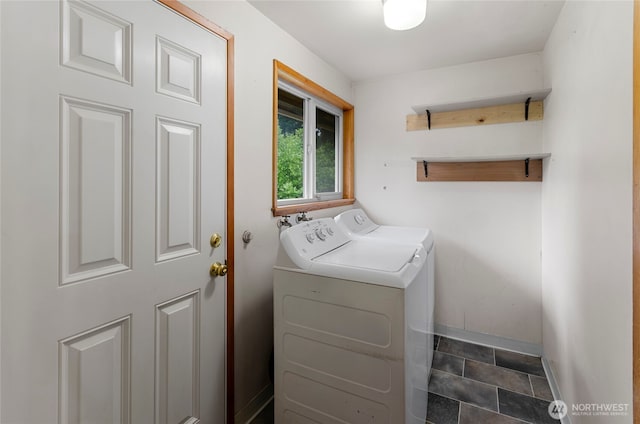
382, 0, 426, 31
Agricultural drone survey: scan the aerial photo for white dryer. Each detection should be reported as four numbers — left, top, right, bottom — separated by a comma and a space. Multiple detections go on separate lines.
335, 208, 435, 372
334, 208, 433, 250
273, 218, 430, 424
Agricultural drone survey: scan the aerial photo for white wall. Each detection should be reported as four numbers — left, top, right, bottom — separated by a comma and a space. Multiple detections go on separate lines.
353, 53, 545, 345
0, 2, 3, 418
541, 1, 633, 420
184, 0, 354, 416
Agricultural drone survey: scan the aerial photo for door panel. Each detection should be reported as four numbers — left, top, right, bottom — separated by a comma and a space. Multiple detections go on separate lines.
61, 0, 133, 84
60, 96, 132, 284
155, 291, 200, 424
1, 1, 228, 422
156, 117, 201, 262
156, 37, 201, 104
59, 316, 131, 424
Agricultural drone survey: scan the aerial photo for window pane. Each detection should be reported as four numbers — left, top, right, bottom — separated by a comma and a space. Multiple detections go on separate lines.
277, 88, 304, 200
315, 108, 337, 193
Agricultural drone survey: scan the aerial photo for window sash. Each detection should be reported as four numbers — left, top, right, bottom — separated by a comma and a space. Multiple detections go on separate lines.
277, 81, 343, 205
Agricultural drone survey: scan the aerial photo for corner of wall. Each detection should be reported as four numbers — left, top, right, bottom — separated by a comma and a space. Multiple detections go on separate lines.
541, 2, 633, 421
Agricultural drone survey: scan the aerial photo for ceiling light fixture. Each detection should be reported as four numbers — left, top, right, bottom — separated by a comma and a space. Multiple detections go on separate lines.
382, 0, 426, 31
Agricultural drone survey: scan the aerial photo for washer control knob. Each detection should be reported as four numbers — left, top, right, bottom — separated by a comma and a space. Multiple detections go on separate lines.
326, 227, 334, 236
305, 233, 315, 243
315, 228, 326, 241
354, 215, 365, 225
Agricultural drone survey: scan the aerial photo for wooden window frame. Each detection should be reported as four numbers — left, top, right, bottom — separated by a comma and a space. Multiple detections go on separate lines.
272, 60, 355, 216
633, 0, 639, 421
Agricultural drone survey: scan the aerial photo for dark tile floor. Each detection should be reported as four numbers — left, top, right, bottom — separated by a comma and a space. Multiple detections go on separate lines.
428, 335, 556, 424
250, 399, 274, 424
252, 336, 556, 424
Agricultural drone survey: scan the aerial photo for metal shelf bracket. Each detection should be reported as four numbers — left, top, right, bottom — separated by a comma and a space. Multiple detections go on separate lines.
524, 97, 532, 121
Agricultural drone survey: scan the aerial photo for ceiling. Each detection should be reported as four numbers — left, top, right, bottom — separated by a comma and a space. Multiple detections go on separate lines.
248, 0, 565, 82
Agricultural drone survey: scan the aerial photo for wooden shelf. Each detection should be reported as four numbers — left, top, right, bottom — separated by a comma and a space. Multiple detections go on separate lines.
412, 153, 551, 162
407, 88, 552, 131
412, 153, 551, 182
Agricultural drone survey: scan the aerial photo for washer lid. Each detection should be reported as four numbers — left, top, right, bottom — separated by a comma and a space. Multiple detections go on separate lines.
315, 240, 418, 272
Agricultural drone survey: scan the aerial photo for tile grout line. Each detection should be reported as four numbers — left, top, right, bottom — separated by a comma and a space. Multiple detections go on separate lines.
528, 374, 536, 399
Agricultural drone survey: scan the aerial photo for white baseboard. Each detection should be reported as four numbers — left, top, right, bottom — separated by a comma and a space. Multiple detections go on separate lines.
434, 324, 543, 356
542, 357, 571, 424
234, 383, 274, 424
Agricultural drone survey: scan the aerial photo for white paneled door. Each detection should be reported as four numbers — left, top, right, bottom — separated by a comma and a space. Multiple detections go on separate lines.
1, 1, 228, 422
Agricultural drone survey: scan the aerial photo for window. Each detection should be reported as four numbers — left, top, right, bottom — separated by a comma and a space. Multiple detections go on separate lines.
272, 60, 354, 216
277, 82, 342, 202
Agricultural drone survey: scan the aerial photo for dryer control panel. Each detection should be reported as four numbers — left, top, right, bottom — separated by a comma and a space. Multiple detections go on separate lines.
279, 218, 350, 269
334, 208, 379, 237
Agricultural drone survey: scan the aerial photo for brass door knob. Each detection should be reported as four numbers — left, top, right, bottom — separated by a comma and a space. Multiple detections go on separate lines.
210, 233, 222, 248
210, 262, 228, 277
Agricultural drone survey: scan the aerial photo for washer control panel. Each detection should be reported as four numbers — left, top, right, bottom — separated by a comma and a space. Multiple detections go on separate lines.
280, 218, 350, 267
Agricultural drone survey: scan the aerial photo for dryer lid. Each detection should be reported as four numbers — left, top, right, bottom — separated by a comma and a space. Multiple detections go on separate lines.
314, 240, 419, 272
369, 226, 433, 250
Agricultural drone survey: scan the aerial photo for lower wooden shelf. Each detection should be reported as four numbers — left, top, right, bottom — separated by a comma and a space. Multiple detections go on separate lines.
412, 154, 550, 182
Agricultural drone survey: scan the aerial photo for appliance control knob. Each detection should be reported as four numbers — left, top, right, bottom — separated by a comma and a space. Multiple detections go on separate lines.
326, 227, 334, 236
315, 228, 326, 241
305, 233, 315, 243
354, 215, 365, 225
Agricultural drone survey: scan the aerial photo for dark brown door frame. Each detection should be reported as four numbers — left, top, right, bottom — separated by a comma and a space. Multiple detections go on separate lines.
633, 0, 639, 421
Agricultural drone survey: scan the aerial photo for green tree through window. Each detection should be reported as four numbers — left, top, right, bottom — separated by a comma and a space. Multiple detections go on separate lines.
277, 117, 303, 200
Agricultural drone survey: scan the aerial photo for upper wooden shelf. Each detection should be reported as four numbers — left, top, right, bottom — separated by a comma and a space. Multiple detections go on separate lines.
410, 89, 552, 114
407, 88, 552, 131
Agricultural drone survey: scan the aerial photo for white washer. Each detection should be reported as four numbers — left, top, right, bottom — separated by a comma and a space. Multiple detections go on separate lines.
335, 208, 435, 371
274, 218, 430, 424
